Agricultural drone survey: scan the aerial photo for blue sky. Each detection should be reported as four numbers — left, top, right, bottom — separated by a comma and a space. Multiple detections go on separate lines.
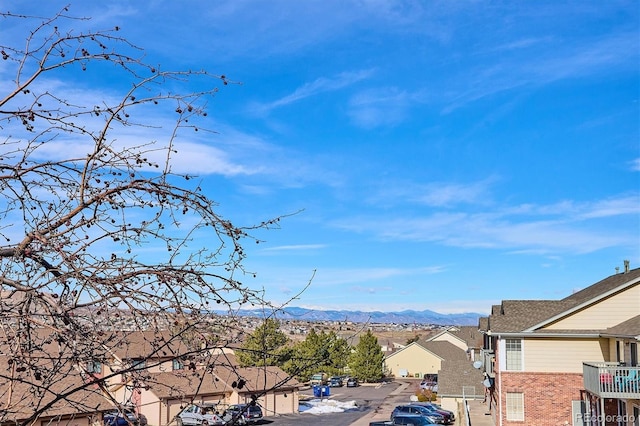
5, 1, 639, 314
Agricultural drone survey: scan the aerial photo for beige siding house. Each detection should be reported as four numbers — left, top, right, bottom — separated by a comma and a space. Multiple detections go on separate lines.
478, 265, 640, 426
384, 340, 469, 379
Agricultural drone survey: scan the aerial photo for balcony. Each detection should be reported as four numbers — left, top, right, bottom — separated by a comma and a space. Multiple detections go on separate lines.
583, 362, 640, 399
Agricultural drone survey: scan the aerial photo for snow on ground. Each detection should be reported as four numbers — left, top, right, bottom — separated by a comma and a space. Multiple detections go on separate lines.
299, 398, 359, 414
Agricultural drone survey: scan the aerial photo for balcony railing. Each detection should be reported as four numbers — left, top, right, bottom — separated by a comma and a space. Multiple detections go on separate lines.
583, 362, 640, 399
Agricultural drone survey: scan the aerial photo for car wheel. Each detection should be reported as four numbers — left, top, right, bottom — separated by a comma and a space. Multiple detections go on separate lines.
201, 421, 208, 426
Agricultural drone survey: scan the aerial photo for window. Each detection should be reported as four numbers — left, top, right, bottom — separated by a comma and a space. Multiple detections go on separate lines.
172, 358, 184, 370
506, 392, 524, 421
131, 359, 146, 370
87, 361, 102, 373
505, 339, 522, 371
630, 342, 637, 367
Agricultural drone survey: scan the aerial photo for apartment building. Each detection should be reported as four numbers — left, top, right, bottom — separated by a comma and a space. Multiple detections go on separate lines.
478, 265, 640, 426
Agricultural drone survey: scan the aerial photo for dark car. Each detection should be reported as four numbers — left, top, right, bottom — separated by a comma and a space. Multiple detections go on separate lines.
104, 407, 147, 426
346, 377, 359, 387
223, 404, 263, 425
391, 405, 444, 424
412, 402, 455, 424
329, 376, 343, 387
390, 414, 435, 425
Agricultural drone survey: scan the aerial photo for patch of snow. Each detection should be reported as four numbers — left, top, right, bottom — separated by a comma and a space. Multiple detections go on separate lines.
299, 398, 359, 415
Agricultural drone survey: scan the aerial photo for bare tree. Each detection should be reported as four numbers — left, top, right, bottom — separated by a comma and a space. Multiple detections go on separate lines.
0, 7, 288, 425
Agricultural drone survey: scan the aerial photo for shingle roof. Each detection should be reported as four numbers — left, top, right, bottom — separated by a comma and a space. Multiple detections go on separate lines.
562, 268, 640, 305
437, 360, 485, 398
145, 369, 234, 400
140, 365, 300, 401
0, 355, 113, 422
415, 341, 469, 361
449, 326, 483, 348
486, 268, 640, 333
478, 317, 489, 332
601, 315, 640, 338
487, 300, 573, 332
108, 330, 193, 360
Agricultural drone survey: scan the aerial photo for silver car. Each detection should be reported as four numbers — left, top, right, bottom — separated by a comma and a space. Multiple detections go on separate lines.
176, 403, 225, 426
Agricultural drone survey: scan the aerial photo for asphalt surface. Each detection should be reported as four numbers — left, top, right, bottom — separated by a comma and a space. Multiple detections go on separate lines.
261, 382, 401, 426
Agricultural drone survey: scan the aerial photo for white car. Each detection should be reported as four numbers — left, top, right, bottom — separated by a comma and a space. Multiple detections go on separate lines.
176, 403, 225, 426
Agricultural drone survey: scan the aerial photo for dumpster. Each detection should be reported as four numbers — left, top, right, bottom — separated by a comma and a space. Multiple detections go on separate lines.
321, 385, 330, 396
312, 385, 331, 397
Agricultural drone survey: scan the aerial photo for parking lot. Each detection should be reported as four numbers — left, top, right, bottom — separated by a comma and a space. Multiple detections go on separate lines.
261, 381, 403, 426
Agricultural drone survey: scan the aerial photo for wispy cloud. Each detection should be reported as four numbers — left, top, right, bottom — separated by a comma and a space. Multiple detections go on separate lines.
374, 178, 497, 208
347, 87, 422, 129
261, 244, 328, 253
334, 194, 639, 254
251, 70, 374, 116
441, 30, 638, 113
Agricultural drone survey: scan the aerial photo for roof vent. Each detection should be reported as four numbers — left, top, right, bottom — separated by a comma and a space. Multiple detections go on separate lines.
624, 260, 630, 273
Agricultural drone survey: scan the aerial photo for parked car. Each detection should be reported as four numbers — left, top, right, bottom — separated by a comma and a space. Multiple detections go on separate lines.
329, 376, 343, 387
419, 381, 438, 392
412, 402, 455, 424
222, 404, 263, 425
104, 407, 147, 426
370, 414, 435, 425
346, 377, 359, 387
310, 372, 328, 385
391, 405, 444, 424
176, 403, 225, 426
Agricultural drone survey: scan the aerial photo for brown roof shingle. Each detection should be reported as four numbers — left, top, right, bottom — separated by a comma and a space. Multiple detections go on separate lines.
486, 268, 640, 333
437, 360, 485, 398
416, 341, 469, 361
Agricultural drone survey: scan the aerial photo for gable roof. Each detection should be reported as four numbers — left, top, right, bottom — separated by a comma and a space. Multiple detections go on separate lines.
562, 268, 640, 305
414, 341, 470, 361
483, 268, 640, 335
448, 325, 483, 348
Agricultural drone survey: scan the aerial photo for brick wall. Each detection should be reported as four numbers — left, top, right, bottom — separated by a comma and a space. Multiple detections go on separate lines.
499, 371, 583, 426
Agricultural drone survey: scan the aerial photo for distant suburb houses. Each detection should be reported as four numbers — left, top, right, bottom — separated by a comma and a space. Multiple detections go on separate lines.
477, 263, 640, 426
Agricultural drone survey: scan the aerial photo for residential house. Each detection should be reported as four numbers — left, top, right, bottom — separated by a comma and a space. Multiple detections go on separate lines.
0, 329, 115, 426
384, 340, 469, 379
437, 359, 485, 412
100, 330, 300, 425
425, 325, 483, 361
478, 265, 640, 426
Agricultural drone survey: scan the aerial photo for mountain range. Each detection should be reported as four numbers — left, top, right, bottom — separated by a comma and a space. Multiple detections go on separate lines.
220, 307, 482, 326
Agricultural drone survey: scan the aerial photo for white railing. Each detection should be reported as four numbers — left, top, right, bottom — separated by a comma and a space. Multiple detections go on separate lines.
582, 362, 640, 399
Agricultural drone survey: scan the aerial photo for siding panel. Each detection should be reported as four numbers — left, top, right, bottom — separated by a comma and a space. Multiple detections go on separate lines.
525, 338, 607, 373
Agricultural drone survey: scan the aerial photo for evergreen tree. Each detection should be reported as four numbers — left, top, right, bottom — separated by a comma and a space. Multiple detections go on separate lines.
283, 329, 351, 381
348, 330, 385, 382
237, 319, 291, 367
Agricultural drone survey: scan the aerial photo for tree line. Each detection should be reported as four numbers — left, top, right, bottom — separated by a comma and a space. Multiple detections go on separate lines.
235, 319, 386, 383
